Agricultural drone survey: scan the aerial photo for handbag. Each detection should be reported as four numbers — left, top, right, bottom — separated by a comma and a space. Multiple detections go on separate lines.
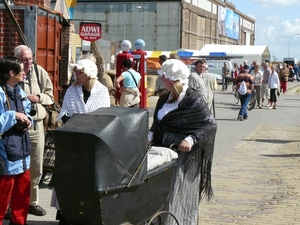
238, 81, 247, 95
43, 101, 62, 129
277, 89, 280, 97
43, 130, 55, 173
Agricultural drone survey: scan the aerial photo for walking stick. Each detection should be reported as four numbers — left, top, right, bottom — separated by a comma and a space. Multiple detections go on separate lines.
212, 96, 216, 118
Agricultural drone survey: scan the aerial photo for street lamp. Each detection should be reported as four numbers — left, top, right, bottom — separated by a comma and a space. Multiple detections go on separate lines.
123, 5, 142, 40
288, 33, 300, 57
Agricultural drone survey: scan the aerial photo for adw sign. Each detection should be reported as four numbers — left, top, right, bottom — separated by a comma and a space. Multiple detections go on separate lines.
79, 22, 102, 41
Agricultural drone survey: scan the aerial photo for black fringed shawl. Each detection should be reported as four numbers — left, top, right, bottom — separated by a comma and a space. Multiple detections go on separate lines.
150, 87, 217, 201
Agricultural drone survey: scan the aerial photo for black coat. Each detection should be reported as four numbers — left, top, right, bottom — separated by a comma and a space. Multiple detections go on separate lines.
150, 87, 217, 200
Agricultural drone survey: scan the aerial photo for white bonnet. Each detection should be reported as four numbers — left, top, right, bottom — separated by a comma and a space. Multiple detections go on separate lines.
70, 59, 98, 78
161, 59, 190, 83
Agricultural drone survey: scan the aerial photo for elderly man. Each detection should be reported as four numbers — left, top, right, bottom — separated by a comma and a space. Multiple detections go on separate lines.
188, 59, 208, 101
242, 60, 250, 73
14, 45, 54, 216
261, 62, 271, 107
221, 62, 231, 91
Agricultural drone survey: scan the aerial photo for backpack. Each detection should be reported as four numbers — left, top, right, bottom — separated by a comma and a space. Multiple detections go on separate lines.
238, 81, 247, 95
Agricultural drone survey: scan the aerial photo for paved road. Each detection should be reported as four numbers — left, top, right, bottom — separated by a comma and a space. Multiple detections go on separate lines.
3, 82, 300, 225
198, 81, 300, 224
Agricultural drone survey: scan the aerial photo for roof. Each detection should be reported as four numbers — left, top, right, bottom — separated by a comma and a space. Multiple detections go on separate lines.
200, 44, 270, 58
145, 49, 203, 58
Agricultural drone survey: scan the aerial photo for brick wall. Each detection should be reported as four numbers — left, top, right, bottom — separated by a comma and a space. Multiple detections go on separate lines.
60, 25, 70, 87
14, 0, 51, 10
0, 9, 24, 57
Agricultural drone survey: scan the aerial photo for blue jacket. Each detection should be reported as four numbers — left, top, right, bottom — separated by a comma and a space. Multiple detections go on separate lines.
0, 84, 33, 175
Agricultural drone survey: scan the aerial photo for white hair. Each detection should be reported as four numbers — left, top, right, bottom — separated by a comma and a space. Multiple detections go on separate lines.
14, 45, 32, 58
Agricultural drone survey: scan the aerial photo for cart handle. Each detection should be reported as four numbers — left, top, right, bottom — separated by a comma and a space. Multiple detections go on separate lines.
125, 145, 151, 188
147, 211, 180, 225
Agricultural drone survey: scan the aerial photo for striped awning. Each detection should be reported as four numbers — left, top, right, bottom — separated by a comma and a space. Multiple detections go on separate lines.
145, 51, 174, 58
145, 49, 202, 58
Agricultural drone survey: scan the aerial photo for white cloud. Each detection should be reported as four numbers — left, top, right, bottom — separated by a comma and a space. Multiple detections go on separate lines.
257, 18, 300, 60
265, 14, 280, 23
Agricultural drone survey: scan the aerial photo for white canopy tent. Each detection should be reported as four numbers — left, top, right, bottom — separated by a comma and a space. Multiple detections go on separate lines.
199, 44, 270, 65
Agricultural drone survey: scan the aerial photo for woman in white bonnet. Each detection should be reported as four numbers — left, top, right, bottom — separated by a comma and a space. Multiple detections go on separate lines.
57, 59, 110, 123
149, 59, 217, 225
52, 58, 110, 224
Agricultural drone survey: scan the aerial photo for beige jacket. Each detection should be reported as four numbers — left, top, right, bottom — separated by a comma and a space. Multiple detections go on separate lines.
22, 64, 54, 121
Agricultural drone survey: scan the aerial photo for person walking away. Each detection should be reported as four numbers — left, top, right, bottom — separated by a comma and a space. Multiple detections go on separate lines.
261, 62, 271, 107
288, 64, 295, 81
14, 45, 54, 216
221, 62, 230, 91
293, 63, 300, 82
250, 63, 263, 108
203, 71, 218, 116
232, 62, 240, 92
268, 65, 280, 109
279, 63, 289, 93
188, 59, 208, 102
236, 73, 254, 121
0, 56, 33, 225
149, 59, 217, 225
115, 60, 141, 108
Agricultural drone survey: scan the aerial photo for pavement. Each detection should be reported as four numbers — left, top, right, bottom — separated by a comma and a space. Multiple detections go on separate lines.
3, 81, 300, 225
198, 82, 300, 224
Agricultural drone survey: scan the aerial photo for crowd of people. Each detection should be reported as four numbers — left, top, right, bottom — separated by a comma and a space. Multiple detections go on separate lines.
1, 43, 298, 225
231, 60, 293, 121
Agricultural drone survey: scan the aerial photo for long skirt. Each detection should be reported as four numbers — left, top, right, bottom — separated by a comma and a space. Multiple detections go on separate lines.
164, 152, 201, 225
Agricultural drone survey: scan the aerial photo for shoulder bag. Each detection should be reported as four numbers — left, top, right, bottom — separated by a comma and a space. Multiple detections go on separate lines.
34, 63, 62, 129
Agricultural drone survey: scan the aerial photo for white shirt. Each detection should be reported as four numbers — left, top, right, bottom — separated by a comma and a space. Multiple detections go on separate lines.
149, 84, 194, 146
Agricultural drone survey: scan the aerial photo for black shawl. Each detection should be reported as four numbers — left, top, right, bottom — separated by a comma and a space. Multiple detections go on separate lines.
150, 87, 217, 201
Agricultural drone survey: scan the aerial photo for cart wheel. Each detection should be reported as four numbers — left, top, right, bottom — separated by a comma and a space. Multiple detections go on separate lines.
147, 211, 179, 225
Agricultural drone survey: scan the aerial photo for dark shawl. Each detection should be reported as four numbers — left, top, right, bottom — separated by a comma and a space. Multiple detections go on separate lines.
150, 87, 217, 201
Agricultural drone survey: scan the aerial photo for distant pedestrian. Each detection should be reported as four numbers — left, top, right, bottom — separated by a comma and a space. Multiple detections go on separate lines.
293, 64, 299, 82
250, 63, 263, 108
203, 71, 218, 116
236, 73, 254, 121
261, 62, 271, 107
188, 59, 208, 102
115, 59, 141, 108
268, 65, 280, 109
232, 62, 240, 86
279, 63, 289, 93
242, 60, 250, 73
221, 62, 230, 91
155, 55, 168, 96
169, 53, 180, 59
249, 60, 258, 74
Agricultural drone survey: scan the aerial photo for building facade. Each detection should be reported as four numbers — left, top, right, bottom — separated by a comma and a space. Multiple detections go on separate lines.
51, 0, 256, 52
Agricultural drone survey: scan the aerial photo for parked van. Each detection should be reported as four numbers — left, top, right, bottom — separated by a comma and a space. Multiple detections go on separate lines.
283, 57, 297, 66
188, 59, 233, 77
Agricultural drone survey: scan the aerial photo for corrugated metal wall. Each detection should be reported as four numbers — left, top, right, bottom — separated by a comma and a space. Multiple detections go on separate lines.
69, 2, 181, 51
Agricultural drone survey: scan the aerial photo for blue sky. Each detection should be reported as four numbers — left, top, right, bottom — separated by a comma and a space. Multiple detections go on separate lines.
232, 0, 300, 62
